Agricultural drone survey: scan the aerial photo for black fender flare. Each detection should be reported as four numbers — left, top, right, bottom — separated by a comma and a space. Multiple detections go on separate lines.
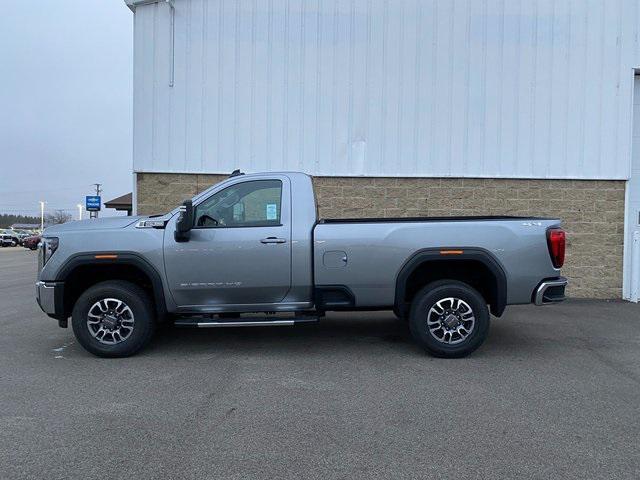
56, 252, 168, 321
394, 247, 508, 317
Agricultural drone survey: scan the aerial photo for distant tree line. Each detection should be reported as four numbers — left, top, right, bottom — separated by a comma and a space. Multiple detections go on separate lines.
0, 211, 72, 229
0, 213, 40, 229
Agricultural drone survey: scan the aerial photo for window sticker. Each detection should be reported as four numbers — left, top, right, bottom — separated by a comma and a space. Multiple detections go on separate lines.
266, 204, 277, 220
233, 203, 244, 221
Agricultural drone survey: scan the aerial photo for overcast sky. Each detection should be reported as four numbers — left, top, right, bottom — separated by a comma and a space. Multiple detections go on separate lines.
0, 1, 133, 218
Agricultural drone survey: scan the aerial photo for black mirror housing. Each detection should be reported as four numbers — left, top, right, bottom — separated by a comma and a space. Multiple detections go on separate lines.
174, 200, 194, 242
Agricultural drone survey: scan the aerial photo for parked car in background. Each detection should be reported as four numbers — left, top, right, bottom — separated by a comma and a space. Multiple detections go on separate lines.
22, 235, 41, 251
0, 233, 13, 247
10, 229, 31, 245
0, 229, 20, 247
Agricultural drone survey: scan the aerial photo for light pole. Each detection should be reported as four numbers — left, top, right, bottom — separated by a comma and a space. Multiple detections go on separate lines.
77, 204, 83, 221
91, 183, 102, 219
39, 201, 45, 232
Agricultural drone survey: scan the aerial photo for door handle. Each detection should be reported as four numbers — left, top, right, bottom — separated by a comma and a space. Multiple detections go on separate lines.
260, 237, 287, 244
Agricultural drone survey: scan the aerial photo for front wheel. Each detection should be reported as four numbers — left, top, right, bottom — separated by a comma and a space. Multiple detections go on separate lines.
71, 280, 156, 358
409, 280, 490, 358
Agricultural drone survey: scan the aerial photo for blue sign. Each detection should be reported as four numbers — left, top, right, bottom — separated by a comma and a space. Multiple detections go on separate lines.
86, 195, 101, 212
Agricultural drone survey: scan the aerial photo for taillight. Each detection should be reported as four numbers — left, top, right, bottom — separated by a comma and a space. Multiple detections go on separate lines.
546, 228, 565, 268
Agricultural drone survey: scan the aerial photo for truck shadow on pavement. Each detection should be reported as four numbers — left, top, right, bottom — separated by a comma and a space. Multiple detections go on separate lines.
147, 313, 525, 358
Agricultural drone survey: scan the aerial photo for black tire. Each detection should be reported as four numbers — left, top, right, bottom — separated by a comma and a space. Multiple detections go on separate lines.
409, 280, 490, 358
71, 280, 156, 358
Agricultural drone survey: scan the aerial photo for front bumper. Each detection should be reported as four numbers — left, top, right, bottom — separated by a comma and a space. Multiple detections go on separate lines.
36, 281, 67, 324
533, 277, 568, 305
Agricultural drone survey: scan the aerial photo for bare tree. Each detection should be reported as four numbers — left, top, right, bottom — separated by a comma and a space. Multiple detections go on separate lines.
45, 210, 72, 225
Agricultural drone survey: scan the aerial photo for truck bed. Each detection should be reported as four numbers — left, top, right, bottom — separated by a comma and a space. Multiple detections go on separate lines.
313, 216, 562, 308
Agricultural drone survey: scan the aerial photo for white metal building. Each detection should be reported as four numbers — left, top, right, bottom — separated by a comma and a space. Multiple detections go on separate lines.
126, 0, 640, 301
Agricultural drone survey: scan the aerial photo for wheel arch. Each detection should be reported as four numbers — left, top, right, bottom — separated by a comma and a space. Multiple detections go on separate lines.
394, 248, 507, 318
57, 252, 168, 322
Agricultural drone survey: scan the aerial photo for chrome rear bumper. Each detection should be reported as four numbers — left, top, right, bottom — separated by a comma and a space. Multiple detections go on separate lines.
534, 277, 568, 305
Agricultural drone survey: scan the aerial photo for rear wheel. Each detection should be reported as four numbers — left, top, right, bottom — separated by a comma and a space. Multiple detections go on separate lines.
409, 280, 490, 358
71, 280, 156, 358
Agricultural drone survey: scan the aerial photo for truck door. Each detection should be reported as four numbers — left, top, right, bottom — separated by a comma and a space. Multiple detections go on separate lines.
163, 176, 291, 309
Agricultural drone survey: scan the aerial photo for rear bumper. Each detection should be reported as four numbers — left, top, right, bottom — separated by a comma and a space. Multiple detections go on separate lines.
533, 277, 568, 305
36, 281, 67, 324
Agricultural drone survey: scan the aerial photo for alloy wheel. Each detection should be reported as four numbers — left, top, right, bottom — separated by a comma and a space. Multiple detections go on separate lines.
87, 298, 135, 345
426, 297, 476, 345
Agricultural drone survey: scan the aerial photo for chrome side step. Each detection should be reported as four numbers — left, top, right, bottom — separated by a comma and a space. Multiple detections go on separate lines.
174, 317, 319, 328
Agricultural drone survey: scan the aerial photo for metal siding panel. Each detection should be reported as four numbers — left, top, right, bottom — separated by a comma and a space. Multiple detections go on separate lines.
565, 0, 585, 178
170, 0, 188, 171
132, 0, 639, 179
152, 4, 171, 173
299, 1, 317, 174
382, 0, 400, 175
432, 0, 454, 176
467, 0, 488, 177
546, 0, 563, 178
531, 0, 551, 178
483, 0, 504, 177
366, 0, 386, 176
581, 1, 604, 178
349, 1, 361, 173
600, 2, 620, 178
334, 0, 354, 176
184, 0, 204, 173
498, 0, 520, 178
133, 7, 154, 172
235, 0, 254, 171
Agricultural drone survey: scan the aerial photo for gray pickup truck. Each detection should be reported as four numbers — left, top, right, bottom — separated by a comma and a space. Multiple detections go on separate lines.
36, 171, 567, 358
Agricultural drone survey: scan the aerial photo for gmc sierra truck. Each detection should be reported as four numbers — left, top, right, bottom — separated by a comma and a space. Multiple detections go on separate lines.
36, 171, 567, 358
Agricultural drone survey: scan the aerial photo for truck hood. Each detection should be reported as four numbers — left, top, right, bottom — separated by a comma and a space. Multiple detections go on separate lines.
43, 216, 144, 235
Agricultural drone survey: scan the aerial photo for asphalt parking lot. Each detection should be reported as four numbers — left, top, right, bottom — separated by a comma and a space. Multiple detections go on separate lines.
1, 247, 639, 479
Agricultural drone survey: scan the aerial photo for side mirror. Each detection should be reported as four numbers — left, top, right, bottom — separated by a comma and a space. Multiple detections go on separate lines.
174, 200, 194, 242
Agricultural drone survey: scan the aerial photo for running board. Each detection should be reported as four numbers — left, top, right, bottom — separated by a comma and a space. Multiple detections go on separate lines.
173, 317, 319, 328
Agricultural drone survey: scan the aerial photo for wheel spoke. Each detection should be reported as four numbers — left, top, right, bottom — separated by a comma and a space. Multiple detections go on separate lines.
427, 316, 440, 326
113, 300, 124, 314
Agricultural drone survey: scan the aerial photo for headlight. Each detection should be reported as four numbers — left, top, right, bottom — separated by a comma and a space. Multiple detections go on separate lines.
42, 237, 59, 265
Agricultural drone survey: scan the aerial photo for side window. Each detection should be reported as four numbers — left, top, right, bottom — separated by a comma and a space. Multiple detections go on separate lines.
194, 180, 282, 228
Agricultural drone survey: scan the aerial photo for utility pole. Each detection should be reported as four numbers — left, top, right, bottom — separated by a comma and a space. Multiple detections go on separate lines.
77, 204, 83, 221
39, 201, 45, 232
90, 183, 102, 219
